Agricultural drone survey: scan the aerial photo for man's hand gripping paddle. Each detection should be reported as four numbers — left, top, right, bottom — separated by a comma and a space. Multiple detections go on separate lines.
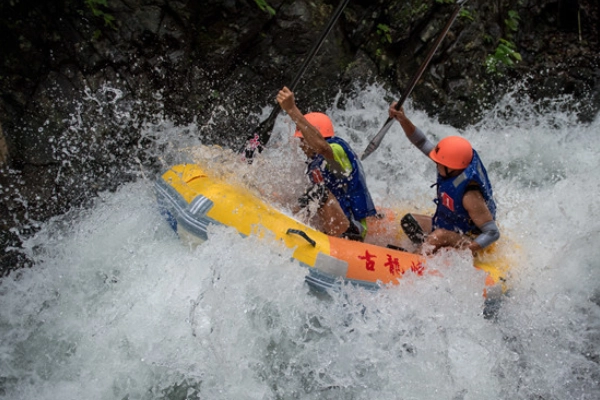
361, 0, 469, 161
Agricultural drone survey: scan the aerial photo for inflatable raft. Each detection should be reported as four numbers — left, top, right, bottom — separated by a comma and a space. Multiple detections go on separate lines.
155, 163, 511, 300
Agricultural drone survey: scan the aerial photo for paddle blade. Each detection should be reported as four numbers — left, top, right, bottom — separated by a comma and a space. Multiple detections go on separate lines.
361, 118, 394, 161
242, 108, 280, 162
243, 133, 263, 161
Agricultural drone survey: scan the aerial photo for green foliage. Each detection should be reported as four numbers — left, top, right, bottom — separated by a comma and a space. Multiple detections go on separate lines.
485, 38, 522, 74
459, 9, 474, 21
485, 10, 522, 75
376, 23, 392, 44
85, 0, 115, 27
504, 10, 520, 34
254, 0, 275, 16
435, 0, 455, 4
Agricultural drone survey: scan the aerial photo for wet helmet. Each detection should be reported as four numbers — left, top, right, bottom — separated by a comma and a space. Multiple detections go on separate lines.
429, 136, 473, 169
294, 112, 334, 138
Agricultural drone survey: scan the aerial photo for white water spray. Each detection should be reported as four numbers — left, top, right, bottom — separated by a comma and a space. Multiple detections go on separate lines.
0, 84, 598, 400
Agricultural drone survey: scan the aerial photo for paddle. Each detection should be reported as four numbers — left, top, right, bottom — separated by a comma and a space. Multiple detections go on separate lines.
361, 0, 468, 161
243, 0, 352, 161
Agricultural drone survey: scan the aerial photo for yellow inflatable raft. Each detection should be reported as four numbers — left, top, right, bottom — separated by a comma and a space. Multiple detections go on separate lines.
155, 164, 512, 302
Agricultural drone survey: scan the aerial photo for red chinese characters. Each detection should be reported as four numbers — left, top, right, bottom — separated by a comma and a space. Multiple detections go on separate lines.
410, 261, 425, 276
358, 250, 377, 271
358, 249, 425, 277
384, 254, 401, 276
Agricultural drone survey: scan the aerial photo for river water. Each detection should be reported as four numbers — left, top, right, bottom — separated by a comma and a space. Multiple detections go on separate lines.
1, 84, 598, 399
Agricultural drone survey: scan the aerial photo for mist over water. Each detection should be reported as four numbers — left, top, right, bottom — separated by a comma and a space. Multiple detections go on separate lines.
1, 84, 599, 399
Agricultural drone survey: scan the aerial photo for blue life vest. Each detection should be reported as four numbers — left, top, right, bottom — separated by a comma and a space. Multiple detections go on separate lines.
432, 150, 496, 234
306, 137, 377, 221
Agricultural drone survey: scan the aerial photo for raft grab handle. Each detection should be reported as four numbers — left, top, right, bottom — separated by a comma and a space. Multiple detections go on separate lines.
286, 229, 316, 247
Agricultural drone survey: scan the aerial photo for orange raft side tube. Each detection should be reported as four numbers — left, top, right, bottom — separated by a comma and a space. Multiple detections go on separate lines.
329, 236, 427, 284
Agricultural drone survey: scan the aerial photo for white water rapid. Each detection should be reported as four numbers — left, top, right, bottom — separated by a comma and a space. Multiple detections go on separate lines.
1, 84, 598, 400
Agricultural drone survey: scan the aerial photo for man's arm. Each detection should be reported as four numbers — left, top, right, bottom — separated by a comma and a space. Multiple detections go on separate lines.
388, 104, 435, 157
463, 189, 499, 251
277, 87, 334, 160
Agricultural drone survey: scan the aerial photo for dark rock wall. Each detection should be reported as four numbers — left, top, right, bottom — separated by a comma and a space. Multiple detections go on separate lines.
0, 0, 598, 274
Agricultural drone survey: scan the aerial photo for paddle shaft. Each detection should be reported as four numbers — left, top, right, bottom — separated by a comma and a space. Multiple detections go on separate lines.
361, 0, 468, 161
243, 0, 351, 158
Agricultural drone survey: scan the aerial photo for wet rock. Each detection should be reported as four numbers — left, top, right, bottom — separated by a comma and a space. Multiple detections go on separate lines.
0, 0, 599, 266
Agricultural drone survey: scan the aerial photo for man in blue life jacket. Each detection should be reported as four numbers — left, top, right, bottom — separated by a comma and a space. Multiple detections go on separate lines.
388, 104, 500, 254
276, 86, 377, 241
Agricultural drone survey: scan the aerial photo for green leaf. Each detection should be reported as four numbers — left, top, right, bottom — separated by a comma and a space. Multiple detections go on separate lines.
459, 9, 474, 21
254, 0, 276, 16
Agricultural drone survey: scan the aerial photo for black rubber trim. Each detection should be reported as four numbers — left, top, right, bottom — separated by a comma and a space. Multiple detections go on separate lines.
286, 229, 316, 247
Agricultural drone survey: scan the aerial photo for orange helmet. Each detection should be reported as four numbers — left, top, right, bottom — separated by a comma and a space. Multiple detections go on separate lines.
294, 112, 334, 138
429, 136, 473, 169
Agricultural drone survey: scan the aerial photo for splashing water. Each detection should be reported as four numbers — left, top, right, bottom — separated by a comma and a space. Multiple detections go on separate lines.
0, 84, 598, 400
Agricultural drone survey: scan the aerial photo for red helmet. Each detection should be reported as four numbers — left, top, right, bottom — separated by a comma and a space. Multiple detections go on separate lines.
294, 112, 334, 138
429, 136, 473, 169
